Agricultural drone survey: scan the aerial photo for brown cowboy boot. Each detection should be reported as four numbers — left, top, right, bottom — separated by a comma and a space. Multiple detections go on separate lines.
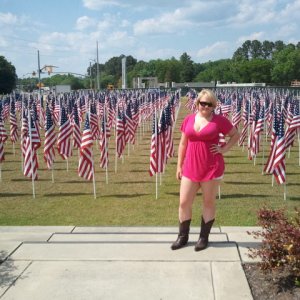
171, 219, 191, 250
194, 216, 215, 251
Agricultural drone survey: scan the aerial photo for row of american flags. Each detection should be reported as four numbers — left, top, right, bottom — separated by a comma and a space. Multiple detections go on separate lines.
186, 88, 300, 185
0, 89, 181, 184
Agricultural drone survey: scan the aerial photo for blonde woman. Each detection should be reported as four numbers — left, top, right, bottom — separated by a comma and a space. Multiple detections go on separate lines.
171, 89, 239, 251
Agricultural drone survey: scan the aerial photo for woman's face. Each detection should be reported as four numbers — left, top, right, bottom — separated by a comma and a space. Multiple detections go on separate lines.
197, 95, 214, 115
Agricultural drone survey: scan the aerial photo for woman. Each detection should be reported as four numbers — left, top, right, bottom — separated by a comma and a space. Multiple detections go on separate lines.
171, 89, 239, 251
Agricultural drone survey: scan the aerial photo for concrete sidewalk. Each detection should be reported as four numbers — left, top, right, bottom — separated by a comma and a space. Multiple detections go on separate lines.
0, 226, 261, 300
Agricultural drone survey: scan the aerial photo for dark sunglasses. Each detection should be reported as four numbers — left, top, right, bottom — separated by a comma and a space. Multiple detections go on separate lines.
199, 101, 213, 108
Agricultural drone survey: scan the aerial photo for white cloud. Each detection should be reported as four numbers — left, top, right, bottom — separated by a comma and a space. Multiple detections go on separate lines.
230, 0, 276, 26
196, 41, 231, 61
237, 32, 265, 44
135, 47, 177, 61
276, 24, 297, 39
0, 12, 18, 25
76, 16, 96, 30
82, 0, 121, 10
280, 0, 300, 21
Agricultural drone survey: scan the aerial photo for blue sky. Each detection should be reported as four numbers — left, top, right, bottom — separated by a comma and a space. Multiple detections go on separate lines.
1, 0, 300, 78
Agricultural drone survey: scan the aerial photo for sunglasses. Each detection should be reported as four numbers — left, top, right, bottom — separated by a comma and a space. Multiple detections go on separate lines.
199, 101, 213, 108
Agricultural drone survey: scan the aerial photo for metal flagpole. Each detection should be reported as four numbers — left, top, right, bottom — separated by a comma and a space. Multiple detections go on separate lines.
28, 107, 36, 199
115, 106, 118, 173
89, 112, 97, 199
104, 104, 108, 184
155, 107, 158, 200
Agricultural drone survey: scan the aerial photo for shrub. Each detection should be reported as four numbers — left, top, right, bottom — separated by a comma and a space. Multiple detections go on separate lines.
248, 207, 300, 286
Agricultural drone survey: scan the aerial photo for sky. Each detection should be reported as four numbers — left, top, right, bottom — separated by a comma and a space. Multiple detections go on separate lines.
0, 0, 300, 78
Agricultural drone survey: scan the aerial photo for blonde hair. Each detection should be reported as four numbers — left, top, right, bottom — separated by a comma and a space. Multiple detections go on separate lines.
196, 89, 217, 108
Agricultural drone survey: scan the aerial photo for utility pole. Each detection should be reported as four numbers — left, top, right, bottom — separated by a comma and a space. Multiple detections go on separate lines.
96, 41, 100, 90
37, 50, 42, 107
89, 61, 92, 89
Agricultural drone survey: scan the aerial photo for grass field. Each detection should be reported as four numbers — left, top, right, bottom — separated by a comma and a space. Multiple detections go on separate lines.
0, 99, 299, 226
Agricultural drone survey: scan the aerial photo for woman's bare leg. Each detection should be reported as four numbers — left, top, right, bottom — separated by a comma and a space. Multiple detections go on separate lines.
179, 176, 200, 222
200, 179, 221, 222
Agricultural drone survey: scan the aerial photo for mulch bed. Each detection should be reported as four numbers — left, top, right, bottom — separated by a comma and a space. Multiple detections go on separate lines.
243, 263, 300, 300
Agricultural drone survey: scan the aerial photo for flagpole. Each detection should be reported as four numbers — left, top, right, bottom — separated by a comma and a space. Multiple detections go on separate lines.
92, 147, 96, 199
104, 104, 108, 184
51, 166, 54, 183
21, 97, 24, 172
115, 106, 118, 173
155, 107, 158, 200
28, 108, 36, 199
0, 163, 2, 182
284, 182, 286, 201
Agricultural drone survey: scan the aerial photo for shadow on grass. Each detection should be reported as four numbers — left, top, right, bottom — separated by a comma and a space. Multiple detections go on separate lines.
62, 181, 91, 184
44, 192, 92, 197
0, 193, 33, 197
165, 192, 180, 196
11, 178, 49, 182
286, 172, 300, 175
105, 194, 150, 198
113, 181, 149, 184
289, 196, 300, 201
226, 162, 254, 165
219, 193, 269, 199
225, 171, 256, 174
224, 181, 269, 185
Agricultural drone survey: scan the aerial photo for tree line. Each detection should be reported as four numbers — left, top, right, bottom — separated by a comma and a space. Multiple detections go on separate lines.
1, 39, 300, 93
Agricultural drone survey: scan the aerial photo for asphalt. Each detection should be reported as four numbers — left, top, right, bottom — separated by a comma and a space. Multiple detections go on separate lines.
0, 226, 262, 300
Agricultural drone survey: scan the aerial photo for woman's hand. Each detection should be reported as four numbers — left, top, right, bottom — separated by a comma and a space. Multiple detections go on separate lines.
210, 144, 224, 154
176, 166, 183, 180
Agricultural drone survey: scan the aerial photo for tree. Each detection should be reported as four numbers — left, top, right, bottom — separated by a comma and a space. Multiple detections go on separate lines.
250, 40, 263, 59
179, 52, 194, 82
271, 47, 300, 85
0, 56, 17, 94
262, 40, 274, 59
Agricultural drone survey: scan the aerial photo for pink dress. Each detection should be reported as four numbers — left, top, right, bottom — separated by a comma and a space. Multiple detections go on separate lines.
180, 113, 233, 182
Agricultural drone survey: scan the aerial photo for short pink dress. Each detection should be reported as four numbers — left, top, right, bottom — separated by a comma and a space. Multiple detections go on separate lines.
180, 113, 233, 182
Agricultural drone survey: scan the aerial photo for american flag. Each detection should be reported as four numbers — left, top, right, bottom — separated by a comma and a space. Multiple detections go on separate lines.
125, 102, 135, 144
9, 98, 19, 143
44, 105, 56, 169
0, 112, 8, 144
116, 110, 126, 158
273, 112, 286, 184
23, 116, 41, 180
21, 110, 29, 158
250, 104, 264, 158
99, 116, 109, 169
264, 107, 279, 174
149, 115, 164, 176
232, 96, 242, 128
90, 103, 100, 140
238, 100, 250, 146
0, 114, 5, 162
165, 104, 174, 159
72, 103, 81, 149
221, 97, 232, 117
78, 114, 94, 180
285, 100, 300, 150
57, 106, 73, 159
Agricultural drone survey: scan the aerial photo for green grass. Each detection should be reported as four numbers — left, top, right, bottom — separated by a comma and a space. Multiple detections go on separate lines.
0, 101, 299, 226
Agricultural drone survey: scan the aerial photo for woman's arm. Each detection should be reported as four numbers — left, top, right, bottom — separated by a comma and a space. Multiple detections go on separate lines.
210, 127, 240, 155
176, 133, 188, 180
